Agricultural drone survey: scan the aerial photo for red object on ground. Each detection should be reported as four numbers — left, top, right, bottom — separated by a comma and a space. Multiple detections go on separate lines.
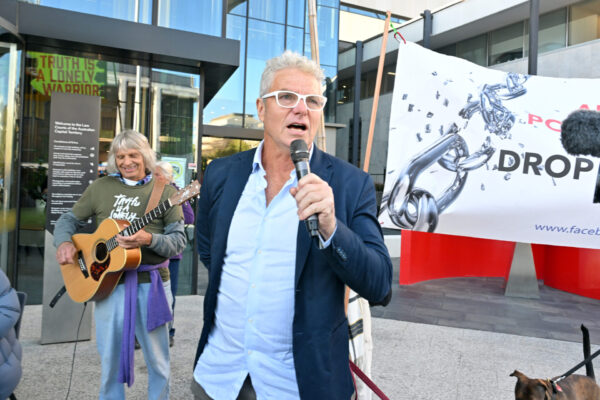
399, 230, 600, 300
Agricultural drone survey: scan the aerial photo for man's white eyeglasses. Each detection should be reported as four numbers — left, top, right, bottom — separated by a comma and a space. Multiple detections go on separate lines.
261, 90, 327, 111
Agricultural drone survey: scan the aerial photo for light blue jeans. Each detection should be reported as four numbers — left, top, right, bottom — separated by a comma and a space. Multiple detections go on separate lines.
95, 280, 173, 400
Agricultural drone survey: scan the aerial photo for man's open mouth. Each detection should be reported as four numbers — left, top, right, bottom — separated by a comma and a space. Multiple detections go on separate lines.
288, 123, 307, 131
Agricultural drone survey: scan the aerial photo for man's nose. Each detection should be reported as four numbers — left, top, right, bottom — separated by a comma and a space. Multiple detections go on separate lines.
292, 97, 309, 113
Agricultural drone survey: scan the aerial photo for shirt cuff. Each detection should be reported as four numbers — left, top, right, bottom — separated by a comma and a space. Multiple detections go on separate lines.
318, 225, 337, 249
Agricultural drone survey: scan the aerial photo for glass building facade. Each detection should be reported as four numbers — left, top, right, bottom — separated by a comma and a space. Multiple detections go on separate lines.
0, 0, 340, 304
437, 0, 600, 66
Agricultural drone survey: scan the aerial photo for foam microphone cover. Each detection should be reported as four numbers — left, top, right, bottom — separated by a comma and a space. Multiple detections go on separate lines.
561, 109, 600, 158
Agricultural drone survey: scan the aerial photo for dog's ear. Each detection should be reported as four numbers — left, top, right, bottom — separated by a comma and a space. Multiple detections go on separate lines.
510, 370, 527, 381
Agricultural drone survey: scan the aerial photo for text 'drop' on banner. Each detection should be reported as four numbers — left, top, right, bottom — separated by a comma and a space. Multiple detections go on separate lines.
379, 41, 600, 250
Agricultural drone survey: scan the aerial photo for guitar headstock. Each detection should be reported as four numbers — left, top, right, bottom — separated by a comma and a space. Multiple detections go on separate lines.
169, 180, 201, 205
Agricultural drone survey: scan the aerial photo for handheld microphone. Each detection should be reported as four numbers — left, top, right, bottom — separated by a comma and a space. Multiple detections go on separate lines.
290, 139, 319, 238
561, 109, 600, 157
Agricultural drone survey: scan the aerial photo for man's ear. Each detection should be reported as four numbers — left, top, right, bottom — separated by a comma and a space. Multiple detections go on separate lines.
256, 98, 265, 122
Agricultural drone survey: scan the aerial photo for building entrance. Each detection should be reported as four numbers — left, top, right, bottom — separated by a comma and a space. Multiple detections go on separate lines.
18, 49, 201, 303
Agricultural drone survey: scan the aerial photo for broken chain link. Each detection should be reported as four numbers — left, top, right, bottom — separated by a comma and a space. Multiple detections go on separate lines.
382, 125, 496, 232
382, 72, 527, 232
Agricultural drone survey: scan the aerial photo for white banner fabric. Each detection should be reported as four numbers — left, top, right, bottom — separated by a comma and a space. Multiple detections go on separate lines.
379, 42, 600, 249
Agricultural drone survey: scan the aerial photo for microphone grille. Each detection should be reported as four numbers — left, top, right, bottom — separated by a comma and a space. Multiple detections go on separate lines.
290, 139, 309, 163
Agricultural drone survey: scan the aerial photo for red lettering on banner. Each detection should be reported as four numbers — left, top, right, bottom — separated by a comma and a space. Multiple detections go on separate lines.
35, 68, 45, 81
545, 119, 561, 132
579, 104, 600, 111
528, 114, 542, 124
93, 85, 99, 96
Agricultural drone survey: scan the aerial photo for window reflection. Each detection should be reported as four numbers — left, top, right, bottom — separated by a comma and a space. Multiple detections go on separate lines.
31, 0, 151, 23
205, 14, 246, 127
525, 8, 566, 56
158, 0, 222, 36
245, 19, 284, 129
249, 0, 285, 23
286, 26, 304, 54
317, 0, 339, 7
228, 0, 247, 16
569, 0, 600, 46
304, 5, 338, 67
336, 64, 396, 106
457, 34, 487, 66
201, 137, 260, 171
287, 0, 305, 27
322, 65, 337, 123
488, 22, 524, 65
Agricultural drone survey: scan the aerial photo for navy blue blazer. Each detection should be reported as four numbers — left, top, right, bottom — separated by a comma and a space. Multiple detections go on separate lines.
194, 146, 393, 399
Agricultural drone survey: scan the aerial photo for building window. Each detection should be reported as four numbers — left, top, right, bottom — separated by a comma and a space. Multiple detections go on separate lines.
335, 63, 395, 106
158, 0, 222, 36
457, 34, 487, 66
26, 0, 151, 23
488, 21, 524, 65
525, 8, 567, 56
204, 13, 246, 127
287, 26, 305, 54
245, 19, 285, 128
228, 0, 247, 16
287, 0, 305, 27
249, 0, 286, 23
569, 0, 600, 46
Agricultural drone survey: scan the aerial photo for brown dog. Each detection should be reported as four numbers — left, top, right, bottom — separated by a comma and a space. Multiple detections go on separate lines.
510, 370, 600, 399
511, 325, 600, 400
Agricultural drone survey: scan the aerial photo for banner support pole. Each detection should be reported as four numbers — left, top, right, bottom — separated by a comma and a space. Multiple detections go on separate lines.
362, 11, 391, 173
308, 0, 327, 151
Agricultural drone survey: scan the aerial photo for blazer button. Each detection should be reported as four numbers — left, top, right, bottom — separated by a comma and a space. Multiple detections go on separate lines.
336, 247, 347, 261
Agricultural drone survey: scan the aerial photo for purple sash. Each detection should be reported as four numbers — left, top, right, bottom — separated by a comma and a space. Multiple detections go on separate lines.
118, 261, 172, 386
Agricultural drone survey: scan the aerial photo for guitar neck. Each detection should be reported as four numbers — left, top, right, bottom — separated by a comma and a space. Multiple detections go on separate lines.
106, 199, 172, 251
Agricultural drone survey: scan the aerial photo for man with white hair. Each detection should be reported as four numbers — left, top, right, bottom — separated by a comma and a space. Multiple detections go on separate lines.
192, 51, 392, 399
54, 130, 185, 400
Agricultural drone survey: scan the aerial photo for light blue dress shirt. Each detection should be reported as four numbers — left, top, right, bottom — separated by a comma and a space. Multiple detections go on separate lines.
194, 142, 335, 399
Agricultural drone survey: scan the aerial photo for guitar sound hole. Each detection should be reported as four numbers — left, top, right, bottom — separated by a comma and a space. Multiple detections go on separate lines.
95, 242, 108, 262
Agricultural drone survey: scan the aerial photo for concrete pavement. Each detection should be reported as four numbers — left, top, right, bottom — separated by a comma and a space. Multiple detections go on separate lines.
13, 294, 600, 399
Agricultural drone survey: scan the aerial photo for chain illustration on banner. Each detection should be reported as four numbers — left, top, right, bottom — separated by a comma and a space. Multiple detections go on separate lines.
381, 72, 528, 232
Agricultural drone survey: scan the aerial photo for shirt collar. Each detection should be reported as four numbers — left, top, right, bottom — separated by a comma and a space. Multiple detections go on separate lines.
109, 171, 153, 186
252, 140, 315, 175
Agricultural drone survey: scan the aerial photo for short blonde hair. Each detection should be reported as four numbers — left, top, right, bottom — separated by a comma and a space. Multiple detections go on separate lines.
259, 50, 325, 96
106, 130, 156, 175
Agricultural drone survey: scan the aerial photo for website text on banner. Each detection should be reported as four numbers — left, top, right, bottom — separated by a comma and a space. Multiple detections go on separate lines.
379, 41, 600, 250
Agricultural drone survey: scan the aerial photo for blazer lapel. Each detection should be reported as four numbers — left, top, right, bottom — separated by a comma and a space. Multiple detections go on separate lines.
213, 149, 255, 268
294, 146, 333, 287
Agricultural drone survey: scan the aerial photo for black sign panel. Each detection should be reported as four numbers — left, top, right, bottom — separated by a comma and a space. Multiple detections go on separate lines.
46, 92, 100, 234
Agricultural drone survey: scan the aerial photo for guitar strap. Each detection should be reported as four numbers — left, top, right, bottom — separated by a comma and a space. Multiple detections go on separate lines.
145, 179, 166, 214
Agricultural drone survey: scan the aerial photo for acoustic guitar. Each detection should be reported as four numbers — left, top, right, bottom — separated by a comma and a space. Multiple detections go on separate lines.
60, 180, 200, 303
